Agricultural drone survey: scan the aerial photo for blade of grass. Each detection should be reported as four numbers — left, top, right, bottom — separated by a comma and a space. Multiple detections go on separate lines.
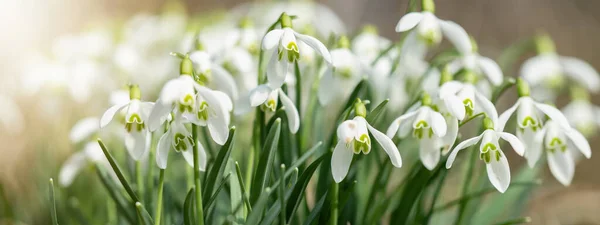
136, 202, 154, 225
97, 139, 140, 203
250, 119, 281, 204
204, 173, 232, 211
95, 166, 136, 224
203, 127, 236, 203
49, 178, 59, 225
234, 162, 252, 213
154, 169, 165, 225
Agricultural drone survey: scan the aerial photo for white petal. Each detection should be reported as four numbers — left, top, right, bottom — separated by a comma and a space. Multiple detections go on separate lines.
278, 89, 300, 133
519, 128, 541, 167
520, 55, 560, 86
497, 99, 521, 132
395, 12, 424, 32
338, 120, 357, 143
100, 103, 127, 128
429, 110, 447, 137
420, 138, 440, 170
441, 117, 459, 155
294, 31, 332, 64
70, 117, 100, 143
443, 95, 466, 120
58, 151, 87, 187
439, 81, 464, 97
498, 132, 525, 156
249, 84, 272, 107
534, 102, 571, 129
182, 141, 208, 171
547, 150, 574, 186
331, 140, 354, 183
159, 77, 188, 105
477, 56, 503, 86
366, 120, 402, 168
439, 20, 472, 54
156, 132, 171, 169
559, 56, 600, 92
565, 128, 591, 158
211, 64, 239, 100
147, 101, 172, 132
199, 87, 230, 146
262, 29, 284, 50
125, 131, 148, 161
139, 102, 155, 120
486, 150, 511, 193
475, 91, 498, 126
266, 51, 289, 89
446, 134, 483, 168
212, 90, 233, 112
386, 109, 420, 138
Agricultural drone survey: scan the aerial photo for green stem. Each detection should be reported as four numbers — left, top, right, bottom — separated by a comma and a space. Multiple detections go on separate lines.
235, 162, 252, 213
192, 126, 205, 225
434, 181, 540, 212
459, 112, 484, 127
278, 164, 286, 225
49, 178, 59, 225
294, 61, 303, 155
454, 138, 480, 225
97, 139, 140, 203
136, 161, 144, 199
147, 133, 156, 202
329, 181, 339, 225
154, 169, 165, 225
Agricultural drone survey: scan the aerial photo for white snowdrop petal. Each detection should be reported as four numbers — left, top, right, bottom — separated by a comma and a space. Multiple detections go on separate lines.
439, 20, 472, 54
266, 51, 289, 89
520, 55, 559, 86
534, 102, 571, 129
147, 101, 171, 132
58, 152, 87, 187
294, 31, 332, 64
70, 117, 100, 143
386, 109, 420, 138
420, 138, 440, 170
519, 129, 542, 167
446, 134, 483, 168
182, 141, 207, 171
441, 117, 459, 155
486, 150, 511, 193
565, 128, 592, 158
100, 103, 127, 128
547, 150, 574, 186
439, 81, 464, 97
444, 95, 466, 120
366, 121, 402, 168
475, 91, 498, 126
498, 132, 525, 156
560, 56, 600, 92
395, 12, 424, 32
156, 132, 171, 169
262, 29, 284, 50
477, 56, 503, 86
317, 68, 337, 105
278, 89, 300, 133
497, 99, 521, 132
125, 131, 148, 161
211, 64, 239, 100
249, 84, 272, 107
331, 140, 354, 183
429, 110, 447, 137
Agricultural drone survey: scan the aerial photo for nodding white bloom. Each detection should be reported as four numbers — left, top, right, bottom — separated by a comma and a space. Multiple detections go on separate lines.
447, 49, 503, 86
332, 101, 402, 183
533, 120, 591, 186
351, 25, 392, 63
447, 117, 524, 193
561, 98, 600, 137
70, 117, 100, 143
59, 141, 108, 187
387, 95, 449, 170
156, 117, 207, 170
218, 46, 257, 95
261, 13, 332, 89
318, 38, 364, 105
243, 85, 299, 133
438, 79, 498, 122
395, 4, 471, 54
498, 79, 571, 167
189, 50, 239, 100
100, 85, 153, 161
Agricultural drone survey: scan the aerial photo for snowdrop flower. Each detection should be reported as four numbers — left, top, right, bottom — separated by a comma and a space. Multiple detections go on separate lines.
59, 141, 107, 187
70, 117, 100, 143
332, 100, 402, 183
395, 0, 471, 54
446, 39, 503, 86
148, 56, 232, 145
351, 25, 392, 64
521, 35, 600, 98
387, 94, 448, 170
561, 88, 600, 137
100, 85, 154, 160
533, 119, 591, 186
498, 79, 572, 167
318, 36, 364, 105
218, 46, 257, 95
447, 117, 524, 193
438, 72, 498, 122
262, 12, 332, 88
244, 85, 299, 133
189, 47, 239, 100
156, 116, 207, 170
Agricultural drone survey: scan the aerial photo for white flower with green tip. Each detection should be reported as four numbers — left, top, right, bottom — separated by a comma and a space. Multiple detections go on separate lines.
446, 117, 524, 193
243, 85, 299, 134
189, 50, 239, 100
318, 37, 364, 105
58, 141, 109, 187
438, 78, 497, 123
100, 85, 154, 161
332, 100, 402, 183
155, 116, 207, 170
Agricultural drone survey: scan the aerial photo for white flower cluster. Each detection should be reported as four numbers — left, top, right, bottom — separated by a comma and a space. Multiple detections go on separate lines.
48, 1, 598, 194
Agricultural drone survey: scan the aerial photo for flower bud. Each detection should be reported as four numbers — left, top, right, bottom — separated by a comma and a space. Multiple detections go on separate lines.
280, 12, 293, 28
361, 24, 378, 34
570, 86, 589, 101
535, 34, 555, 54
180, 54, 194, 76
422, 0, 436, 13
238, 17, 253, 29
439, 65, 453, 85
470, 36, 478, 53
354, 99, 367, 118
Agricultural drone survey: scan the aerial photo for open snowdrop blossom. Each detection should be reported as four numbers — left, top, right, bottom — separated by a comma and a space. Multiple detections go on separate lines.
447, 117, 524, 193
534, 119, 591, 186
100, 85, 154, 160
59, 141, 108, 187
189, 45, 239, 100
262, 12, 332, 88
561, 88, 600, 137
387, 94, 448, 170
318, 36, 365, 105
438, 72, 498, 121
156, 115, 207, 170
497, 78, 572, 167
246, 85, 299, 133
332, 99, 402, 183
446, 39, 503, 86
395, 0, 471, 54
351, 25, 392, 64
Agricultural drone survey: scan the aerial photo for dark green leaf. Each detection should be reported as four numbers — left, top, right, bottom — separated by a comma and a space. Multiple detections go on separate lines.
245, 188, 273, 225
183, 187, 196, 225
135, 202, 154, 225
203, 127, 236, 204
303, 191, 328, 225
250, 119, 281, 205
365, 99, 389, 124
97, 139, 140, 203
204, 173, 232, 211
286, 155, 326, 223
48, 178, 59, 225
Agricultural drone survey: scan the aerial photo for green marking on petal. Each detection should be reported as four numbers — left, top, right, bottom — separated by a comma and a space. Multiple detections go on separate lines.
262, 99, 277, 112
495, 150, 501, 161
353, 134, 371, 154
179, 94, 195, 113
197, 101, 209, 121
413, 120, 431, 139
463, 99, 474, 117
173, 133, 188, 152
481, 143, 497, 153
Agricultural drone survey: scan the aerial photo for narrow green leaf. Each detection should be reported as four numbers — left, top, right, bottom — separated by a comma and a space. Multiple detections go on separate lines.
135, 202, 154, 225
234, 161, 252, 213
230, 160, 245, 220
49, 178, 59, 225
183, 187, 196, 225
389, 165, 441, 225
493, 217, 532, 225
0, 182, 14, 221
204, 173, 232, 211
245, 188, 273, 225
303, 191, 328, 225
97, 139, 140, 203
278, 165, 287, 225
250, 119, 281, 205
154, 169, 165, 225
491, 78, 517, 103
95, 166, 136, 224
365, 99, 389, 124
286, 155, 326, 223
203, 127, 236, 204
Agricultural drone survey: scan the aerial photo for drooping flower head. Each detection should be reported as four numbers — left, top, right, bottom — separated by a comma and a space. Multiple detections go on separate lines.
318, 36, 365, 105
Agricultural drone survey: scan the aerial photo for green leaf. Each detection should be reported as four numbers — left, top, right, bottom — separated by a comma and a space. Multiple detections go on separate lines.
95, 165, 136, 224
389, 165, 441, 225
230, 160, 245, 220
250, 119, 281, 205
204, 173, 232, 211
365, 99, 389, 124
135, 202, 154, 225
303, 191, 328, 225
183, 187, 196, 225
235, 161, 252, 213
203, 127, 236, 204
245, 188, 274, 225
493, 217, 532, 225
97, 139, 140, 203
48, 178, 59, 225
286, 155, 326, 223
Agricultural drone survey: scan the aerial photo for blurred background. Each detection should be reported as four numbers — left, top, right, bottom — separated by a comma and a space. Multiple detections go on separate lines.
2, 0, 600, 224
